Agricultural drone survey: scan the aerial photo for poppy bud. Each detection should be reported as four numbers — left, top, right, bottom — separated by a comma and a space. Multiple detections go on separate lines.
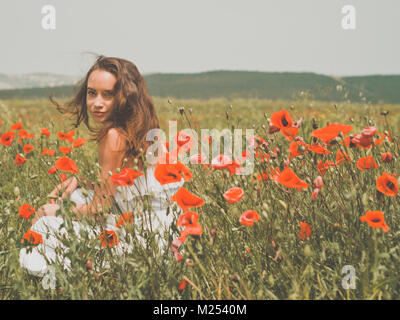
229, 104, 233, 110
313, 176, 324, 189
86, 259, 93, 271
380, 110, 389, 116
168, 99, 172, 104
14, 186, 20, 197
179, 107, 185, 115
312, 188, 320, 200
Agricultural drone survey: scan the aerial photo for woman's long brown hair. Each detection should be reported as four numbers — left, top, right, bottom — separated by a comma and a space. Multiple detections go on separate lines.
50, 55, 160, 171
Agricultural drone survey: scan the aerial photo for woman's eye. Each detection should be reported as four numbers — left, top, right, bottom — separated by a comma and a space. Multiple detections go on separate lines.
87, 91, 96, 96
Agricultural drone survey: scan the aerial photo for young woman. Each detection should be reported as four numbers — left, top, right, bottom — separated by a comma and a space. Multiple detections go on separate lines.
19, 56, 185, 276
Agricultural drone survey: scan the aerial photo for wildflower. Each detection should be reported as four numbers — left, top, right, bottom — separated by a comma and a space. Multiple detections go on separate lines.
381, 152, 392, 163
154, 161, 192, 185
170, 187, 205, 212
111, 168, 143, 186
116, 212, 134, 228
21, 229, 43, 245
23, 144, 34, 154
41, 128, 50, 137
189, 153, 207, 164
73, 137, 86, 148
19, 204, 35, 219
48, 167, 57, 175
211, 154, 241, 176
15, 153, 26, 166
60, 173, 67, 182
17, 129, 34, 139
275, 168, 309, 191
239, 210, 260, 226
41, 148, 55, 156
177, 211, 199, 227
55, 156, 79, 174
58, 146, 72, 155
175, 131, 194, 152
99, 230, 119, 248
10, 122, 22, 130
57, 130, 75, 143
360, 211, 389, 232
178, 280, 188, 291
311, 123, 352, 144
298, 222, 312, 240
311, 188, 320, 200
0, 131, 15, 146
356, 156, 378, 171
305, 143, 331, 155
376, 172, 398, 196
223, 187, 244, 203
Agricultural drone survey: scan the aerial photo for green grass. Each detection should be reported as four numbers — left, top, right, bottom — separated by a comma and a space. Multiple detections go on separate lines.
0, 97, 399, 299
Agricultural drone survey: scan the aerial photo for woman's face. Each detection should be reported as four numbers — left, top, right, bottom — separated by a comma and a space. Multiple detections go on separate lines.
86, 69, 117, 123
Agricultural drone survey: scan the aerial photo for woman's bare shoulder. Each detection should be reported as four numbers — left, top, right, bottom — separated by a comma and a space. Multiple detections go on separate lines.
101, 127, 127, 153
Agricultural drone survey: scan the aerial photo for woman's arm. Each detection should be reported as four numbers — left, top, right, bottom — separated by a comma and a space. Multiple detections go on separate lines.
72, 128, 127, 218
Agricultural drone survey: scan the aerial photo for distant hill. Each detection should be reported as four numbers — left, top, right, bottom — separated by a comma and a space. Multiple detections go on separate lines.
0, 73, 80, 90
0, 71, 399, 103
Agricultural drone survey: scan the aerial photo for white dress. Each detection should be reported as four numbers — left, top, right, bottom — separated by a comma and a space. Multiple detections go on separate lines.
19, 165, 184, 277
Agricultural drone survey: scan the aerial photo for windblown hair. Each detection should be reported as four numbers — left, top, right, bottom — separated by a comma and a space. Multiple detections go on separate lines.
51, 55, 160, 171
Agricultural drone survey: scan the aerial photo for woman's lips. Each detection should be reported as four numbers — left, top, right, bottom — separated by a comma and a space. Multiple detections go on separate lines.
93, 112, 104, 117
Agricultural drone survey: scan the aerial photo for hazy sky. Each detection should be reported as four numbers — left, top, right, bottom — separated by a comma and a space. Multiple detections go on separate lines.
1, 0, 399, 77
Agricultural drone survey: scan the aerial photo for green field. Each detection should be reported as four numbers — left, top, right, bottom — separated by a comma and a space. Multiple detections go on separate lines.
0, 96, 399, 299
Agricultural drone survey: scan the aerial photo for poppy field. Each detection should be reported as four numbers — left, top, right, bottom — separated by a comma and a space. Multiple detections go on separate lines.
0, 97, 399, 300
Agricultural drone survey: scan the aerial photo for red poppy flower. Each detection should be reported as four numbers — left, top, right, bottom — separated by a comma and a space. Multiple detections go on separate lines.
178, 279, 188, 291
311, 123, 352, 144
116, 212, 134, 228
175, 131, 194, 152
21, 229, 43, 245
99, 230, 120, 248
154, 161, 192, 185
177, 211, 199, 227
180, 223, 203, 240
59, 146, 72, 155
19, 204, 35, 219
381, 152, 392, 163
0, 131, 15, 146
223, 187, 244, 203
361, 126, 377, 137
376, 172, 398, 196
275, 168, 309, 191
352, 134, 372, 149
288, 141, 303, 159
340, 136, 357, 148
55, 156, 79, 174
15, 153, 26, 166
317, 160, 336, 176
10, 122, 22, 130
111, 168, 143, 186
57, 130, 75, 143
41, 148, 55, 156
305, 143, 331, 155
23, 144, 34, 154
73, 137, 86, 148
311, 188, 320, 200
360, 211, 389, 232
356, 156, 378, 171
336, 149, 351, 165
270, 110, 293, 129
60, 173, 67, 182
41, 128, 50, 137
170, 187, 205, 212
211, 154, 241, 176
48, 167, 57, 175
239, 210, 260, 226
298, 222, 312, 240
280, 126, 298, 141
17, 129, 34, 139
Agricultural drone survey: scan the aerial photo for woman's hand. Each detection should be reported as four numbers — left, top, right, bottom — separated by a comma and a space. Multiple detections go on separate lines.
48, 176, 79, 204
31, 203, 60, 225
